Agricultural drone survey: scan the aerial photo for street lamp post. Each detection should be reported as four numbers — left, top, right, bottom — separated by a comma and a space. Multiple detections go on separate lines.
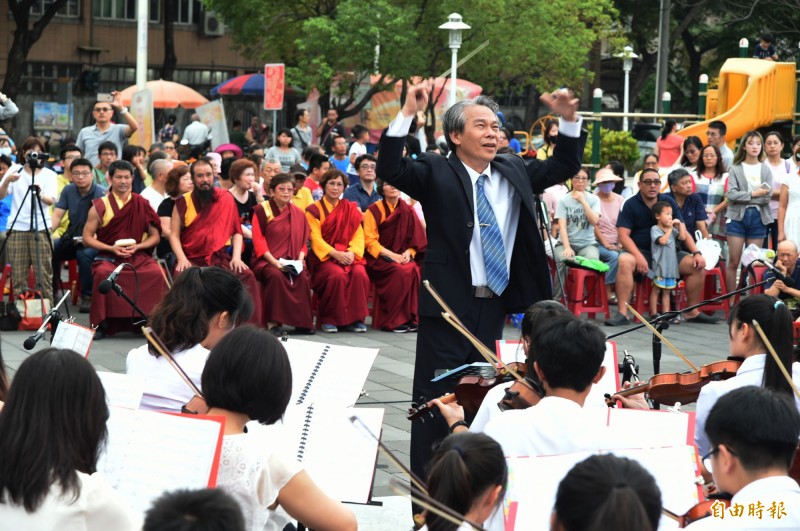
616, 45, 638, 132
439, 13, 471, 109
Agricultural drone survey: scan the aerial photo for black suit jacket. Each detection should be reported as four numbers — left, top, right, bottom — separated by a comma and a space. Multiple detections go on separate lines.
376, 130, 582, 319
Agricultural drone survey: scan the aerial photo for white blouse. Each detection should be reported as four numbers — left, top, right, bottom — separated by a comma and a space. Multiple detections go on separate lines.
216, 432, 302, 531
0, 471, 139, 531
126, 343, 209, 412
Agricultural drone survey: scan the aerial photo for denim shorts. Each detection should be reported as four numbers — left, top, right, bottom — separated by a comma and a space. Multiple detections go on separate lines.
726, 207, 767, 239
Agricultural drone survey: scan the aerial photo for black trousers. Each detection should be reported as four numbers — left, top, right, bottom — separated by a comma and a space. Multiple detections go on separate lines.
409, 295, 506, 482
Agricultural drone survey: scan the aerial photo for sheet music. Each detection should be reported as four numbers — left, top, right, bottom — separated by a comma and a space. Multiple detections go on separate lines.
51, 320, 94, 358
503, 446, 700, 531
96, 371, 144, 410
495, 340, 525, 363
607, 408, 695, 447
283, 338, 378, 408
98, 407, 224, 519
269, 406, 384, 504
278, 258, 304, 275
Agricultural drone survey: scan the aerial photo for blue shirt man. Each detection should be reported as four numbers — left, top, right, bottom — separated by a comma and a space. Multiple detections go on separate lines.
342, 154, 380, 211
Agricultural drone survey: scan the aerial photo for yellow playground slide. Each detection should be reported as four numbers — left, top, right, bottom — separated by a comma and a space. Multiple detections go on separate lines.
678, 58, 796, 143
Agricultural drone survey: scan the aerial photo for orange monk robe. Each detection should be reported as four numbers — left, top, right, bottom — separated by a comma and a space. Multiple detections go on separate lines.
305, 198, 369, 327
90, 193, 166, 333
363, 199, 427, 330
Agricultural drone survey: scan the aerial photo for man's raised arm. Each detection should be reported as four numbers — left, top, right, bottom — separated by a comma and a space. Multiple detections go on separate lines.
375, 82, 430, 201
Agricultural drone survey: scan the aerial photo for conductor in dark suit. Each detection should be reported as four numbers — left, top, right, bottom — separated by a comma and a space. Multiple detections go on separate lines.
376, 82, 583, 480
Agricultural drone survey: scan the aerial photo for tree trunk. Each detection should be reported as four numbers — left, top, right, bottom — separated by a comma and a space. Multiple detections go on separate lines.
161, 0, 177, 80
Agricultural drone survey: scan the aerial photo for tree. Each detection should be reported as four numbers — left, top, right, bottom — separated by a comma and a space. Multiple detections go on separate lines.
161, 0, 177, 81
202, 0, 618, 122
3, 0, 70, 102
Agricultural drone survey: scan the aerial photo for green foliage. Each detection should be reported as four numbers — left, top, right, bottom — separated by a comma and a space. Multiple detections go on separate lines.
202, 0, 619, 112
583, 124, 640, 171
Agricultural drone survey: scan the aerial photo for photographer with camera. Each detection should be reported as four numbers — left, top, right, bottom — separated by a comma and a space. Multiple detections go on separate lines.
0, 137, 57, 306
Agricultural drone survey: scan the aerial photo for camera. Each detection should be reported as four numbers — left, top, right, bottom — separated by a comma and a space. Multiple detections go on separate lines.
26, 151, 43, 169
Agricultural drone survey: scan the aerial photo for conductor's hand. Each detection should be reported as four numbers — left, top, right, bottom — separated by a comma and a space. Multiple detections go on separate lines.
402, 81, 429, 118
540, 88, 579, 122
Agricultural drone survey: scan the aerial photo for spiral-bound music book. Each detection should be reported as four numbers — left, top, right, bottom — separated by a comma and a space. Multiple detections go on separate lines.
282, 338, 379, 408
270, 406, 385, 504
98, 406, 225, 519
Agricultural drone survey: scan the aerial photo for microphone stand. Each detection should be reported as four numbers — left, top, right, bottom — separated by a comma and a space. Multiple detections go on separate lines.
103, 279, 148, 324
24, 290, 70, 350
607, 274, 773, 406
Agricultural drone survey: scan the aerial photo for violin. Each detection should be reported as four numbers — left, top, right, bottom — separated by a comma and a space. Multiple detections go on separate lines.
407, 362, 530, 420
663, 496, 732, 527
498, 376, 544, 411
606, 358, 741, 407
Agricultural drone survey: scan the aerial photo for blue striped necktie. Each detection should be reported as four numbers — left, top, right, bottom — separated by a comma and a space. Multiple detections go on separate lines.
476, 174, 509, 295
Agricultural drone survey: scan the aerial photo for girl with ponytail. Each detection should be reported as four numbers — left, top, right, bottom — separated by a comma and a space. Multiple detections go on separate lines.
423, 432, 507, 531
695, 294, 800, 458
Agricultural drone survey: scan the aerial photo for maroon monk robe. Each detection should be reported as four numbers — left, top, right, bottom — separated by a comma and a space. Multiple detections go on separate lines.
251, 199, 314, 329
90, 193, 166, 333
366, 199, 428, 330
174, 188, 262, 325
306, 199, 369, 327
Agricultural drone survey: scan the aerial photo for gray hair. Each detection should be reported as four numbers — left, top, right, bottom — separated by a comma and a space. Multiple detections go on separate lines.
149, 158, 172, 179
442, 96, 500, 154
778, 240, 799, 254
666, 168, 691, 188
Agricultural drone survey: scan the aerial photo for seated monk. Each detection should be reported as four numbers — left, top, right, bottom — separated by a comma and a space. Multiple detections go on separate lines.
82, 160, 165, 337
363, 179, 427, 332
251, 173, 315, 335
169, 157, 262, 325
306, 169, 369, 333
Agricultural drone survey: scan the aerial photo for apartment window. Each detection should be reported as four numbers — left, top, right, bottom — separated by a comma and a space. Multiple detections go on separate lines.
22, 62, 82, 94
30, 0, 79, 17
93, 0, 159, 22
172, 0, 203, 25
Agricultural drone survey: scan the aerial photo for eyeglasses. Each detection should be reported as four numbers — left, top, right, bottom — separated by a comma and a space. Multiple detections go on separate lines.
572, 176, 588, 181
326, 181, 345, 187
94, 108, 112, 112
702, 445, 737, 473
359, 164, 377, 170
641, 179, 661, 186
274, 186, 294, 193
164, 145, 176, 150
72, 171, 92, 176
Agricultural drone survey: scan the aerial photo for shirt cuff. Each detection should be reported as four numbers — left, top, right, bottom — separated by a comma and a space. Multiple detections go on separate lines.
558, 116, 583, 138
386, 112, 414, 138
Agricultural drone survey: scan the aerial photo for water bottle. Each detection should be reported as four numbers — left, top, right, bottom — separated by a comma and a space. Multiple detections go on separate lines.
741, 244, 776, 267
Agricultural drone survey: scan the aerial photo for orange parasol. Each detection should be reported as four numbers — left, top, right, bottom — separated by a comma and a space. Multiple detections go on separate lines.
119, 79, 209, 109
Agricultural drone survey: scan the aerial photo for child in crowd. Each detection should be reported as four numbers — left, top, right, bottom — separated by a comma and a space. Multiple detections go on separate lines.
650, 201, 686, 318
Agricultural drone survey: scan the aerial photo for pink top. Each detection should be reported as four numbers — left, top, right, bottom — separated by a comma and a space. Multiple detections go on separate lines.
597, 192, 625, 245
656, 133, 684, 168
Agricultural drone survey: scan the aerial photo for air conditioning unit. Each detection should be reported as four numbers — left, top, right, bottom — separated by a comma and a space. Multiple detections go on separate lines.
200, 11, 224, 37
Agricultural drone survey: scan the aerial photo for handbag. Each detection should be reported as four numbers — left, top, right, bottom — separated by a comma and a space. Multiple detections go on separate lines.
15, 289, 51, 331
694, 230, 722, 270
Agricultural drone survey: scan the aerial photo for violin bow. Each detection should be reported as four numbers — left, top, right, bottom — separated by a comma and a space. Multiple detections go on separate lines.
751, 320, 800, 401
442, 312, 526, 385
349, 415, 428, 495
625, 304, 700, 372
425, 280, 526, 385
389, 478, 487, 531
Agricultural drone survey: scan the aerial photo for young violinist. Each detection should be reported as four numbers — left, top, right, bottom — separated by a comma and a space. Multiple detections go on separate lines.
483, 315, 621, 457
694, 295, 800, 458
421, 432, 508, 531
202, 326, 357, 531
685, 386, 800, 529
552, 454, 662, 531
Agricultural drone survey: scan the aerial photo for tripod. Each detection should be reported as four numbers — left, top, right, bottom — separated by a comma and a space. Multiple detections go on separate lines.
0, 161, 57, 320
533, 193, 566, 305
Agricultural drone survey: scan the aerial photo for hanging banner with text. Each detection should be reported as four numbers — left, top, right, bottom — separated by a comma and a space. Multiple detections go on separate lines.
128, 89, 155, 149
264, 63, 285, 111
